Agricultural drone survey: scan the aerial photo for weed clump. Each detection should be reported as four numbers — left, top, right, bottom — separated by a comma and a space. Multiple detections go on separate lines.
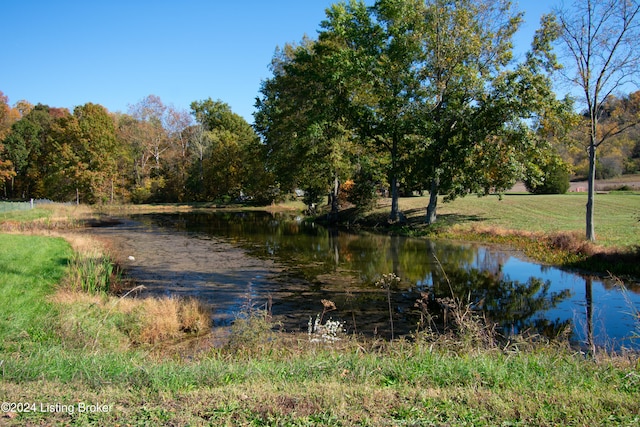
64, 251, 120, 294
308, 315, 346, 343
226, 292, 279, 353
306, 299, 347, 344
55, 291, 211, 350
376, 274, 401, 339
548, 231, 595, 255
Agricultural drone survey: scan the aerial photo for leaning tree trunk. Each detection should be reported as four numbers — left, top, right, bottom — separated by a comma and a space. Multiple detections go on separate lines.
425, 177, 439, 225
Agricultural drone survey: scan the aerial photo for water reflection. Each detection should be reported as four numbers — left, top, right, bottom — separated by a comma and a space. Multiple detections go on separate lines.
125, 211, 639, 348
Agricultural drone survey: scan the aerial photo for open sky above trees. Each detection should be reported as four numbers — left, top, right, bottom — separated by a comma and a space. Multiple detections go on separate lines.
2, 0, 559, 122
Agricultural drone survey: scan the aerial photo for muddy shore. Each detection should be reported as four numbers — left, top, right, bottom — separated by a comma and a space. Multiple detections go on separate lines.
91, 218, 281, 326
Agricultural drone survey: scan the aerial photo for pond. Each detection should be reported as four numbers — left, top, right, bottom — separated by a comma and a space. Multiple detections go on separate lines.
92, 210, 640, 350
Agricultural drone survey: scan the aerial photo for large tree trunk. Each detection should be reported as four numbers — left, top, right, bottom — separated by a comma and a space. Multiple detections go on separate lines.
389, 135, 401, 223
425, 177, 439, 225
586, 140, 596, 242
331, 175, 340, 215
328, 174, 340, 223
389, 174, 400, 222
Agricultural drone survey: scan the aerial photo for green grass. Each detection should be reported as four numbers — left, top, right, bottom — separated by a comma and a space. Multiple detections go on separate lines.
359, 192, 640, 276
441, 193, 638, 248
385, 192, 639, 248
2, 334, 639, 425
1, 233, 639, 425
0, 234, 71, 346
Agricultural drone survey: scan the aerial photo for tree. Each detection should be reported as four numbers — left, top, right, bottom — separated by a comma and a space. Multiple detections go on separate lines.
162, 106, 193, 201
2, 104, 61, 199
275, 0, 561, 224
1, 92, 20, 192
524, 154, 571, 194
190, 98, 264, 201
128, 95, 171, 196
0, 143, 14, 187
75, 103, 120, 203
47, 103, 119, 203
255, 38, 358, 215
0, 91, 20, 141
13, 100, 33, 118
186, 123, 212, 196
413, 0, 564, 224
317, 0, 425, 221
556, 0, 640, 241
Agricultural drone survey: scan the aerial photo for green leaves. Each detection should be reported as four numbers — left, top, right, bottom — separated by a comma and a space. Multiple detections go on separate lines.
46, 103, 119, 203
188, 98, 265, 202
255, 0, 563, 220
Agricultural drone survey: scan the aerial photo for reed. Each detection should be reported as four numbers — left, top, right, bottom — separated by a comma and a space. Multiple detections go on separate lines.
64, 251, 119, 294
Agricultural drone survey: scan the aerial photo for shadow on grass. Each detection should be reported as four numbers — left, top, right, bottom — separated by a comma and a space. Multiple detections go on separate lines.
332, 206, 486, 230
405, 212, 486, 228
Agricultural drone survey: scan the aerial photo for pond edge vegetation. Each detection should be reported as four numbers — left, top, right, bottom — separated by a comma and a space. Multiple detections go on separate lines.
314, 193, 640, 280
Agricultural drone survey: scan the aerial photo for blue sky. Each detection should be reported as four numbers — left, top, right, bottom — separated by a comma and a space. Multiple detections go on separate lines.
2, 0, 560, 123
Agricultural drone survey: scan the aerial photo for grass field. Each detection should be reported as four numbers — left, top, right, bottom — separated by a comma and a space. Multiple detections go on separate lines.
0, 234, 71, 345
358, 192, 640, 276
0, 204, 50, 222
374, 192, 639, 248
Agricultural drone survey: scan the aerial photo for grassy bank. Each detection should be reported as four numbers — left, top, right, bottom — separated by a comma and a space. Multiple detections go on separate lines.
362, 192, 637, 246
0, 203, 95, 232
0, 234, 71, 345
2, 336, 639, 426
1, 226, 639, 425
353, 192, 640, 277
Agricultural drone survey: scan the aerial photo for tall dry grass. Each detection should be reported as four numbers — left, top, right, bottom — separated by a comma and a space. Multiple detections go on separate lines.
121, 296, 210, 344
53, 288, 210, 350
0, 203, 95, 233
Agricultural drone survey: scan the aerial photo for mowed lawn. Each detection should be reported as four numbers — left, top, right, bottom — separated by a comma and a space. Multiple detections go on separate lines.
395, 192, 639, 248
0, 234, 71, 342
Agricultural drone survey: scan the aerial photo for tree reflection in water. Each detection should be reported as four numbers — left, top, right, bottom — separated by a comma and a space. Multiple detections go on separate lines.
127, 211, 636, 347
413, 266, 572, 340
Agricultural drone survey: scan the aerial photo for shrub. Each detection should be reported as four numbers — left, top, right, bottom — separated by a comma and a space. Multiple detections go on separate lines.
596, 156, 624, 179
525, 157, 571, 194
226, 309, 276, 352
347, 169, 379, 212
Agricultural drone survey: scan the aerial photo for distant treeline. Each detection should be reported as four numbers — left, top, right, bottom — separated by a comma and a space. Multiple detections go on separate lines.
0, 95, 273, 205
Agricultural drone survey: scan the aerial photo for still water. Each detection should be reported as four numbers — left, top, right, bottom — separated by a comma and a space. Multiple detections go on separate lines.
96, 210, 640, 349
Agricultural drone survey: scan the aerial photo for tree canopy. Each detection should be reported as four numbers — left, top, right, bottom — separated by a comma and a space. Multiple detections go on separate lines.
255, 0, 567, 223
